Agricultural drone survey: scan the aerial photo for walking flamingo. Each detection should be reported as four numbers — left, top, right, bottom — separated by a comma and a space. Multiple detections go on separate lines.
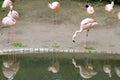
72, 18, 98, 46
48, 1, 60, 24
2, 0, 13, 10
105, 1, 114, 13
117, 12, 120, 20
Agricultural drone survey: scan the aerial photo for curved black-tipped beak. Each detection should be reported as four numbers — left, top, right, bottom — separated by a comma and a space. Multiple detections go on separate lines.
73, 40, 75, 43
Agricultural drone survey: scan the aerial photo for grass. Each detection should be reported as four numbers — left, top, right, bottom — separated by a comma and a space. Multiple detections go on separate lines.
52, 43, 60, 48
84, 46, 96, 51
12, 42, 26, 47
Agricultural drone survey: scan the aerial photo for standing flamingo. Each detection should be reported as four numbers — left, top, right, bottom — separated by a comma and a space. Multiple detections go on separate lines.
1, 12, 16, 43
2, 0, 13, 10
72, 18, 98, 46
86, 5, 94, 15
48, 1, 60, 24
117, 12, 120, 20
7, 10, 19, 20
105, 1, 114, 13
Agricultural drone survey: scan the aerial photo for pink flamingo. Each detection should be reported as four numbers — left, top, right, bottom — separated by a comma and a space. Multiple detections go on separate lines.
48, 1, 60, 12
85, 4, 94, 15
2, 0, 13, 10
105, 1, 114, 13
48, 1, 60, 24
72, 18, 98, 46
117, 12, 120, 20
7, 10, 19, 20
1, 13, 16, 43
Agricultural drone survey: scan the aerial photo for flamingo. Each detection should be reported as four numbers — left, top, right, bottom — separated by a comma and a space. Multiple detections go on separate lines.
48, 1, 60, 12
48, 1, 60, 25
85, 3, 94, 15
2, 0, 13, 10
7, 10, 19, 20
1, 12, 16, 43
72, 18, 98, 45
72, 57, 97, 79
105, 1, 114, 13
103, 64, 112, 77
117, 12, 120, 20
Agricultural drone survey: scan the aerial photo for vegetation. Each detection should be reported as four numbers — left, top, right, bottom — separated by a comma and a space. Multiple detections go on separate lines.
52, 43, 60, 48
84, 46, 96, 50
12, 42, 26, 47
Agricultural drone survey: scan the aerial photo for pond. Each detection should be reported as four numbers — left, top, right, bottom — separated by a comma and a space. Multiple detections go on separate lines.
0, 53, 120, 80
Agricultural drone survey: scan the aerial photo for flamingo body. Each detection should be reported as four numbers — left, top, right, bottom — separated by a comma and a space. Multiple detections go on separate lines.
2, 16, 16, 27
2, 0, 12, 8
105, 1, 114, 13
114, 67, 120, 77
72, 18, 98, 42
48, 1, 60, 12
8, 10, 19, 20
87, 5, 94, 15
117, 12, 120, 20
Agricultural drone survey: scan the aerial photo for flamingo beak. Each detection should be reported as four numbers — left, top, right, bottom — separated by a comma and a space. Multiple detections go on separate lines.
73, 40, 75, 43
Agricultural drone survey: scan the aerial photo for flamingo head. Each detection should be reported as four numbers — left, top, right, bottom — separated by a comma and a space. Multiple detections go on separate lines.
85, 4, 89, 8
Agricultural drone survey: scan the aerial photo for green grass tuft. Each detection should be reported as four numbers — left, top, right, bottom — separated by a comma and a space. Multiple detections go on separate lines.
12, 42, 26, 47
85, 46, 96, 50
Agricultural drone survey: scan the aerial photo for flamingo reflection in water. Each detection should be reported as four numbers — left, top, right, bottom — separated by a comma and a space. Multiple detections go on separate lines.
114, 67, 120, 77
72, 57, 97, 79
48, 53, 60, 73
103, 64, 112, 78
2, 54, 20, 80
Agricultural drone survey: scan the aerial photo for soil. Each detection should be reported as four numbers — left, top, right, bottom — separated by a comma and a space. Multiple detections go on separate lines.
0, 0, 120, 53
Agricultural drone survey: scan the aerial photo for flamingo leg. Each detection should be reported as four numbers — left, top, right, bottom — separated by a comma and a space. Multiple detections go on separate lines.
8, 32, 10, 43
54, 12, 57, 25
85, 29, 89, 47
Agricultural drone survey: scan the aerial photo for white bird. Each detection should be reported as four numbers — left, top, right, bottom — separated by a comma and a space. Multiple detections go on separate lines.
72, 57, 97, 79
103, 64, 112, 77
72, 18, 98, 43
114, 67, 120, 77
48, 1, 60, 12
117, 12, 120, 20
7, 10, 19, 20
1, 13, 16, 43
48, 61, 59, 73
2, 0, 13, 10
85, 4, 95, 15
105, 1, 114, 13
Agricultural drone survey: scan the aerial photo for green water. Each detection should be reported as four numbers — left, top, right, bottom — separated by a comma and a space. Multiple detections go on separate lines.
0, 53, 120, 80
